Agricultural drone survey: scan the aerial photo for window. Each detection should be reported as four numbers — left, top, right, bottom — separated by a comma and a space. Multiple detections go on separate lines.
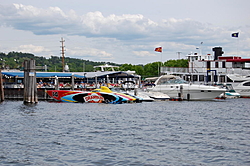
215, 62, 219, 68
243, 82, 250, 86
199, 75, 204, 81
219, 76, 225, 83
222, 61, 226, 68
207, 61, 211, 69
193, 75, 198, 81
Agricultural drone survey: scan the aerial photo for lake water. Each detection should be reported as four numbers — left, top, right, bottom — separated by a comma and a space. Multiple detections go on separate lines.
0, 99, 249, 166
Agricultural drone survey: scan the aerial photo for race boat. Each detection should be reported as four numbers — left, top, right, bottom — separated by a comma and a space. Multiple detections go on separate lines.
46, 86, 136, 104
91, 86, 137, 102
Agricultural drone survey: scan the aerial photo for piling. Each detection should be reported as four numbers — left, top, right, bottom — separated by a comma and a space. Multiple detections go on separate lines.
23, 60, 38, 103
0, 69, 4, 102
71, 73, 75, 90
54, 76, 59, 90
178, 85, 183, 100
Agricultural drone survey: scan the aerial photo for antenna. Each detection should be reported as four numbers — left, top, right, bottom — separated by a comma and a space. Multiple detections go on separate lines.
60, 37, 65, 72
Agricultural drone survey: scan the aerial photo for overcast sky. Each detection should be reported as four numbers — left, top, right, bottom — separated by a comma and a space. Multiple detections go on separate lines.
0, 0, 249, 65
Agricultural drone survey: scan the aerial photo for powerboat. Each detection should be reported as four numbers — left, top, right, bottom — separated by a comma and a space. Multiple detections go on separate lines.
232, 80, 250, 98
46, 86, 137, 103
139, 89, 170, 101
147, 75, 226, 100
216, 84, 240, 99
110, 87, 153, 102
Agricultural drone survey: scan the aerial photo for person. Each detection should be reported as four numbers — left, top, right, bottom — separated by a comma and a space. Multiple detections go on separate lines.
39, 80, 43, 84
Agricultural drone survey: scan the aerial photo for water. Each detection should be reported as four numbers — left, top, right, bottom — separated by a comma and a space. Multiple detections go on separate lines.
0, 99, 249, 166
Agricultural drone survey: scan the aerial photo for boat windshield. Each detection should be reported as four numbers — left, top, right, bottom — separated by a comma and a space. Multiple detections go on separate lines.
158, 78, 188, 85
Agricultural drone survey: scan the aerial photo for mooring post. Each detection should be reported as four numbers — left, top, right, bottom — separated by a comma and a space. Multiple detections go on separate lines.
24, 60, 38, 103
54, 76, 59, 90
71, 73, 75, 90
179, 85, 183, 100
0, 69, 4, 102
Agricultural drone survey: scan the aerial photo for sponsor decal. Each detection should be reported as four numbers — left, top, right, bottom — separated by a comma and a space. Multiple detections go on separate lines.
52, 91, 58, 97
84, 93, 104, 103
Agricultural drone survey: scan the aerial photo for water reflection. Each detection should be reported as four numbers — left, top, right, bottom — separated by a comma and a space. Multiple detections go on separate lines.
19, 103, 38, 115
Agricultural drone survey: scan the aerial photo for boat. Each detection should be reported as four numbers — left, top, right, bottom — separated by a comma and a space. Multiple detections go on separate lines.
46, 86, 136, 103
231, 80, 250, 98
137, 89, 170, 101
93, 86, 137, 102
126, 90, 155, 102
160, 47, 250, 98
147, 75, 226, 100
110, 87, 145, 102
216, 84, 241, 98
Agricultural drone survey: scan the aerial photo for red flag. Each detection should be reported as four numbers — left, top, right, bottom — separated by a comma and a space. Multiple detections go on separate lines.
155, 47, 162, 52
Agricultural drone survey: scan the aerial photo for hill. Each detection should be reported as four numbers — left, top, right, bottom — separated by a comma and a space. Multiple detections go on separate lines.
0, 51, 188, 78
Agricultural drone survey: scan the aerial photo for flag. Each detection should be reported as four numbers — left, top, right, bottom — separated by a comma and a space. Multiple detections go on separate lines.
155, 47, 162, 52
232, 32, 239, 38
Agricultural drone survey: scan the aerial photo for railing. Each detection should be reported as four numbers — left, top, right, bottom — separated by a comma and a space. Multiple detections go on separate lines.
161, 67, 250, 75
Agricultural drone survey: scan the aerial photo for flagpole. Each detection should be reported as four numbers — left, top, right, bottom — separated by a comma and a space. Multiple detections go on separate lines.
232, 32, 239, 56
200, 42, 203, 55
158, 62, 160, 76
154, 47, 162, 76
160, 51, 162, 76
237, 34, 239, 55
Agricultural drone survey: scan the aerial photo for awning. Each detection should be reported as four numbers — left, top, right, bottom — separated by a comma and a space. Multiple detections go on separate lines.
1, 72, 86, 78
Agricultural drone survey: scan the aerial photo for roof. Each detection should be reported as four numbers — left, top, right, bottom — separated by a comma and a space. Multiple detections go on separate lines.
1, 71, 85, 78
1, 71, 139, 78
144, 77, 159, 81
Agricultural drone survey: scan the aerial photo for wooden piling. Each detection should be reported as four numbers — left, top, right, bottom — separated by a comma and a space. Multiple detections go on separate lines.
0, 69, 4, 102
54, 76, 59, 90
23, 60, 38, 103
71, 73, 75, 90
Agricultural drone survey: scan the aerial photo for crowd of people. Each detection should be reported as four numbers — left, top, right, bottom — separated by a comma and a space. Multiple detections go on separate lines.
36, 80, 125, 89
11, 80, 154, 89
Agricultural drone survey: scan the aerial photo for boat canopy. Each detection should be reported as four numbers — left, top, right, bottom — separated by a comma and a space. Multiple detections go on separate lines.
155, 75, 188, 85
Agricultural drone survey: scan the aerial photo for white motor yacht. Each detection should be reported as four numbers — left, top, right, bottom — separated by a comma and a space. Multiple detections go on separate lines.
232, 80, 250, 98
147, 75, 226, 100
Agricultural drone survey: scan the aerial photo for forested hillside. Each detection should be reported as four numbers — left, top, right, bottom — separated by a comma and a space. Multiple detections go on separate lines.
0, 52, 188, 78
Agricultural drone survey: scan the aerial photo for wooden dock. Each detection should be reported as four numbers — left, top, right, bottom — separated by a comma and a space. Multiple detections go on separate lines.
3, 88, 95, 101
4, 88, 52, 100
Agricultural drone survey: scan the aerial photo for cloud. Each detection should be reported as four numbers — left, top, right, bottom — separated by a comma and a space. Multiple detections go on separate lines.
67, 47, 113, 59
0, 3, 249, 64
133, 51, 156, 57
14, 44, 50, 54
0, 4, 224, 43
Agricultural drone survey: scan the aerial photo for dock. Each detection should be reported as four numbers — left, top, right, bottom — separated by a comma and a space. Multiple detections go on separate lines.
3, 88, 95, 100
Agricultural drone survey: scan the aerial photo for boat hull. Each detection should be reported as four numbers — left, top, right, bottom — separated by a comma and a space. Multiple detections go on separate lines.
46, 90, 129, 103
232, 81, 250, 97
150, 84, 226, 100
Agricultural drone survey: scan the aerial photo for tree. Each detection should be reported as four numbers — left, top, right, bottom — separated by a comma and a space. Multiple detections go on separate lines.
0, 51, 188, 77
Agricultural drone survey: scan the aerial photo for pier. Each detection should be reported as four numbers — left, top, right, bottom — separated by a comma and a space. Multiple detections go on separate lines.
3, 87, 96, 100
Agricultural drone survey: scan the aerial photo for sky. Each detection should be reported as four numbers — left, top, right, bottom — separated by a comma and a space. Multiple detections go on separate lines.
0, 0, 249, 65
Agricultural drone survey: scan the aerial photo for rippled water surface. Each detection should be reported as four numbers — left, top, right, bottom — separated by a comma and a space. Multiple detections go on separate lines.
0, 99, 250, 166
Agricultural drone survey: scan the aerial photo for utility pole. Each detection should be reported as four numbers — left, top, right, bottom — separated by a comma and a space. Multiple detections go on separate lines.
60, 37, 65, 72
